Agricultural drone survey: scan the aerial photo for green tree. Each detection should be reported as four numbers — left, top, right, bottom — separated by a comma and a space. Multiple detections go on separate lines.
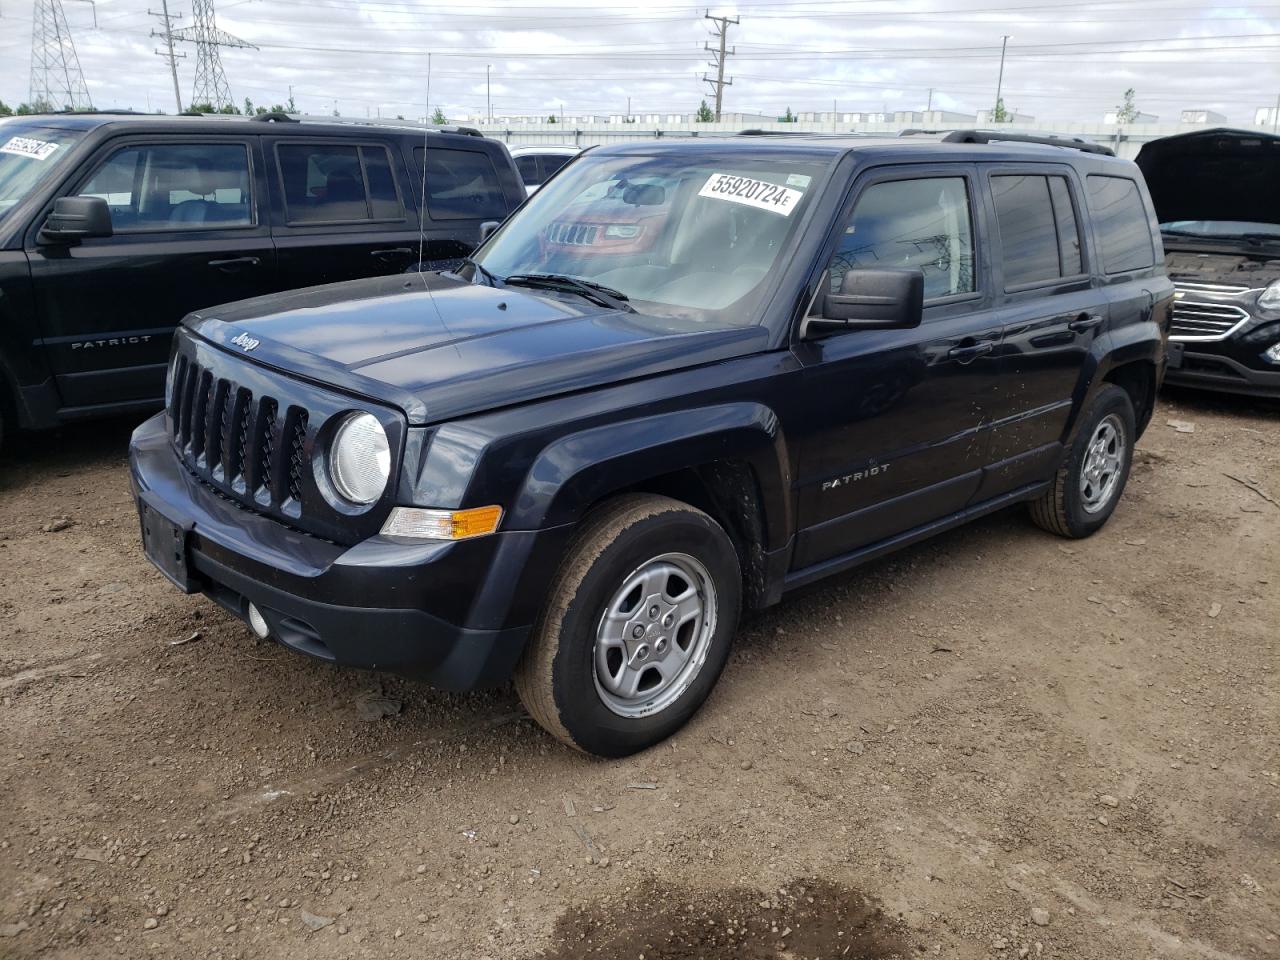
287, 93, 297, 113
992, 98, 1009, 123
16, 99, 55, 115
546, 114, 557, 123
1114, 88, 1139, 124
780, 107, 796, 123
695, 99, 714, 122
243, 97, 254, 116
0, 100, 12, 117
430, 107, 447, 124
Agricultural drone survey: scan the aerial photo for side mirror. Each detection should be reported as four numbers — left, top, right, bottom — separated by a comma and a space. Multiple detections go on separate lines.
39, 196, 113, 245
479, 220, 501, 242
808, 268, 924, 335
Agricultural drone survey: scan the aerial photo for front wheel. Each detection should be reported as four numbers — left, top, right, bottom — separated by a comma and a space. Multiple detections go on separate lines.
515, 494, 741, 757
1030, 384, 1136, 538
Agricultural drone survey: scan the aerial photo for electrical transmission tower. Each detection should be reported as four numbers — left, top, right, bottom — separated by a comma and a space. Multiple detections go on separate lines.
29, 0, 95, 111
702, 9, 737, 122
171, 0, 256, 112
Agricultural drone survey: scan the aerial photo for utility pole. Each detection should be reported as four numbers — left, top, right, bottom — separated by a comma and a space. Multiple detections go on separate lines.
171, 0, 256, 112
1274, 92, 1280, 134
926, 87, 934, 111
993, 35, 1010, 122
626, 95, 630, 122
486, 64, 491, 124
29, 0, 94, 111
702, 9, 737, 121
149, 0, 184, 113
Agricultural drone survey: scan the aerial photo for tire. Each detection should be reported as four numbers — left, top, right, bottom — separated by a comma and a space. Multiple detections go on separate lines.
515, 494, 742, 757
1030, 384, 1136, 538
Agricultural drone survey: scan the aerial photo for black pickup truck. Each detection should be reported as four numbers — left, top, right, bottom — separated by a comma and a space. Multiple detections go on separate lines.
130, 133, 1173, 756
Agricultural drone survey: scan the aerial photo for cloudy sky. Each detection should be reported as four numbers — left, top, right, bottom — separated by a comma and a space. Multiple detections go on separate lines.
2, 0, 1279, 124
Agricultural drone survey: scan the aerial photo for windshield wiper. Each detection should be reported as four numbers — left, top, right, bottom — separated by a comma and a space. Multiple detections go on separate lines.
502, 273, 635, 313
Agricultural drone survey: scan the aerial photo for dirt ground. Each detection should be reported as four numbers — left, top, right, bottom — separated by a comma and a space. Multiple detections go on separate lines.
0, 387, 1276, 960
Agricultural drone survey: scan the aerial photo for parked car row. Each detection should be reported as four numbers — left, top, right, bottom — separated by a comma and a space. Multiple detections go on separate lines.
5, 112, 1272, 757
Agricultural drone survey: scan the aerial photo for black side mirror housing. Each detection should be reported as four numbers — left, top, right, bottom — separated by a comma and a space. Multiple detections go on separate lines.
39, 196, 113, 245
808, 268, 924, 336
479, 220, 501, 242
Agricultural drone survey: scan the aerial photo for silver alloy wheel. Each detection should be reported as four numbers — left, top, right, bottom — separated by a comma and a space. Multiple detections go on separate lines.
593, 552, 718, 719
1079, 413, 1126, 514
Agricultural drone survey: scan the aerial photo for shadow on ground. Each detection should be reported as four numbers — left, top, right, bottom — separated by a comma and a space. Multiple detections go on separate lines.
528, 878, 910, 960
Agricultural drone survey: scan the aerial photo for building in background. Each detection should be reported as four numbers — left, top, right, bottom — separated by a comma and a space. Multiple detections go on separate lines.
1103, 110, 1159, 124
1179, 109, 1228, 124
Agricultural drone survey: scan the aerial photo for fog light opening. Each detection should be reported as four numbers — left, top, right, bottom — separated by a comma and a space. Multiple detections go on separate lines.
246, 603, 271, 639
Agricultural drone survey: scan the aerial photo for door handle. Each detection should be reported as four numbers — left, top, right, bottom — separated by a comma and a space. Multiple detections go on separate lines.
948, 340, 995, 363
1068, 314, 1104, 333
208, 256, 261, 271
371, 247, 413, 259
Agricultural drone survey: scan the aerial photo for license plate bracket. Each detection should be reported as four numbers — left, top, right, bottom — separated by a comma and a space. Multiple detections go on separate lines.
139, 499, 195, 593
1167, 341, 1184, 369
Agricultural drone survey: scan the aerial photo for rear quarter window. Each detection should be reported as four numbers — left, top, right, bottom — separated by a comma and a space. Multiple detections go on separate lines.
415, 146, 508, 220
1086, 175, 1154, 274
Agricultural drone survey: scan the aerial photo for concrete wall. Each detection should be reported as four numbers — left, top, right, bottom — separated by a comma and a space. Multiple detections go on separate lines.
467, 118, 1279, 160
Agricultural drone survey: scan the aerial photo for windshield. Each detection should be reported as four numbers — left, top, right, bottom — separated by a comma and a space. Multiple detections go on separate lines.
1160, 220, 1280, 240
0, 123, 82, 222
473, 151, 831, 326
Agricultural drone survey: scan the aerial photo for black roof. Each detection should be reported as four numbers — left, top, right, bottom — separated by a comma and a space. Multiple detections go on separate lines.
0, 111, 483, 139
592, 134, 1133, 168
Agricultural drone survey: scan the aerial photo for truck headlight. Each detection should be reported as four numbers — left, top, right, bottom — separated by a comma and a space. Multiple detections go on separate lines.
328, 412, 390, 505
1259, 280, 1280, 312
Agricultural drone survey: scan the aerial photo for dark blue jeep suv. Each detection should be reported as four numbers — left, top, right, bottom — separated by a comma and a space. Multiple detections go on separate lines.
130, 133, 1173, 756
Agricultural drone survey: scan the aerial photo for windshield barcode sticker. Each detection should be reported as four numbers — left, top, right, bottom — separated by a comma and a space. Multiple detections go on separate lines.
698, 173, 804, 216
1, 136, 60, 161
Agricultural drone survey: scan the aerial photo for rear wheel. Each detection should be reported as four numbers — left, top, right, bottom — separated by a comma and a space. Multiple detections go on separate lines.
1030, 384, 1135, 538
515, 494, 741, 757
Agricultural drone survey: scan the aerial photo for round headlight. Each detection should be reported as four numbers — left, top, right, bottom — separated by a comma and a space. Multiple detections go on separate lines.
1259, 279, 1280, 312
329, 412, 390, 505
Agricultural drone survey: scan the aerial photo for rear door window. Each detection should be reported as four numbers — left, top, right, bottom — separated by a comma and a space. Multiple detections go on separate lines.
540, 154, 571, 179
276, 143, 406, 224
991, 175, 1061, 287
514, 154, 540, 187
77, 142, 253, 231
415, 146, 508, 220
1086, 175, 1154, 274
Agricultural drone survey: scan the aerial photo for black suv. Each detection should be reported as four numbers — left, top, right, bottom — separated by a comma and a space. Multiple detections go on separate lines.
0, 112, 524, 447
129, 134, 1173, 756
1136, 128, 1280, 397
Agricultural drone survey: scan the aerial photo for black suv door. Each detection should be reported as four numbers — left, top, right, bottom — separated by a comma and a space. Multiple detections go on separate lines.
267, 137, 420, 288
26, 135, 275, 409
791, 165, 1003, 569
977, 166, 1110, 499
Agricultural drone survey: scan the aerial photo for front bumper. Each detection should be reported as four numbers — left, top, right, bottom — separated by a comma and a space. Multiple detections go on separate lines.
1165, 338, 1280, 398
129, 412, 571, 688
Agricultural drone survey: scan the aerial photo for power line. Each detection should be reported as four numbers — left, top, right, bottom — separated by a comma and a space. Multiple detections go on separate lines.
149, 0, 186, 113
703, 8, 737, 120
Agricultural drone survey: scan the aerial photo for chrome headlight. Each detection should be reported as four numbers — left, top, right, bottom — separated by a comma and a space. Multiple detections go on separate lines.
328, 412, 390, 505
1259, 279, 1280, 312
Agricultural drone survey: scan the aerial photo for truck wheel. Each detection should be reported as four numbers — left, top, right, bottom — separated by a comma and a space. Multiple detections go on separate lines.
1030, 384, 1135, 538
515, 494, 741, 757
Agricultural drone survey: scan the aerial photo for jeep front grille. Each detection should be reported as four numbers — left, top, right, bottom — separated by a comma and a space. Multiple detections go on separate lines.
1169, 297, 1251, 341
169, 355, 310, 518
547, 222, 599, 246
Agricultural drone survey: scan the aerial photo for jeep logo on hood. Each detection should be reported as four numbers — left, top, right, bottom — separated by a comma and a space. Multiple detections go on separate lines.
230, 331, 261, 353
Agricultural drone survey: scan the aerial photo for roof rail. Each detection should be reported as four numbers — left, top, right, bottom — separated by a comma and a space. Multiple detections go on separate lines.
736, 128, 816, 137
250, 111, 299, 123
903, 128, 1115, 157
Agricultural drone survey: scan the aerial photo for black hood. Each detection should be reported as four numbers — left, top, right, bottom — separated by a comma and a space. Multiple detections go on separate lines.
1135, 128, 1280, 226
184, 272, 769, 425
